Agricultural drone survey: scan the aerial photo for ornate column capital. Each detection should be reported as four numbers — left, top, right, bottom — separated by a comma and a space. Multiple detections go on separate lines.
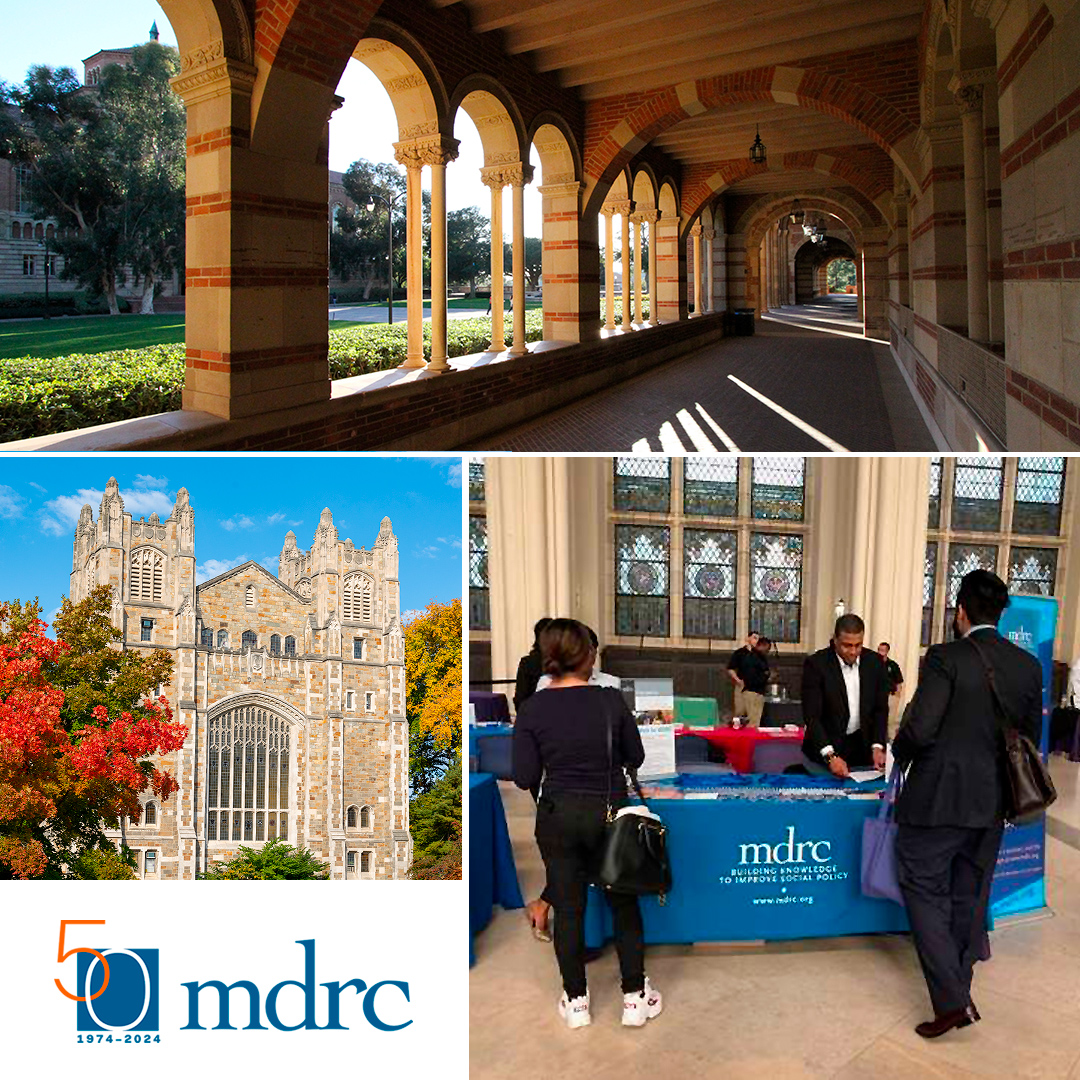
393, 134, 460, 169
630, 209, 659, 225
952, 83, 984, 115
480, 165, 509, 190
690, 223, 703, 237
503, 162, 535, 188
170, 54, 257, 105
605, 199, 633, 217
538, 181, 583, 199
702, 228, 716, 241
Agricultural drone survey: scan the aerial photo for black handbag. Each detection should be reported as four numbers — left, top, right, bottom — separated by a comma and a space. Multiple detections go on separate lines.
595, 702, 672, 900
968, 637, 1057, 825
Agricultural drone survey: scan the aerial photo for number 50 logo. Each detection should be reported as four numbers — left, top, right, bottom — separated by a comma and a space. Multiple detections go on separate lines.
55, 920, 159, 1032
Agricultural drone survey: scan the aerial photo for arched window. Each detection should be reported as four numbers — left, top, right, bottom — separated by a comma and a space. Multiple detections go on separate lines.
206, 707, 290, 844
201, 626, 213, 646
284, 636, 296, 657
241, 630, 257, 651
34, 222, 44, 239
130, 547, 164, 602
270, 634, 281, 655
361, 851, 371, 874
22, 223, 33, 240
360, 805, 371, 828
342, 574, 372, 622
46, 223, 55, 239
347, 806, 357, 828
353, 638, 364, 660
217, 629, 228, 648
245, 584, 255, 608
10, 222, 19, 240
144, 802, 156, 826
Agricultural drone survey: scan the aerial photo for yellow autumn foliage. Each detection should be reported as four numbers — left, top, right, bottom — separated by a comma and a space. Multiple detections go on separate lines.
404, 598, 462, 751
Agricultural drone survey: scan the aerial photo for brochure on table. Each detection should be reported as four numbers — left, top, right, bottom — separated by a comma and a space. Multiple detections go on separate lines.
620, 678, 677, 778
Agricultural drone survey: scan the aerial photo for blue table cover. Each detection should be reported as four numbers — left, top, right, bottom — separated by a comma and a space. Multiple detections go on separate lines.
586, 773, 909, 946
469, 773, 524, 964
468, 723, 513, 758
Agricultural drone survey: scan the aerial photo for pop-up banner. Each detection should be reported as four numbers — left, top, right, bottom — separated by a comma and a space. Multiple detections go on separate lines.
990, 593, 1058, 920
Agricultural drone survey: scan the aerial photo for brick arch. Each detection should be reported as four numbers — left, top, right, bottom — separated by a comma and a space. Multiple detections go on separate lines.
631, 165, 658, 210
737, 191, 880, 250
159, 0, 252, 65
451, 75, 527, 168
527, 112, 582, 185
583, 65, 920, 214
922, 2, 958, 127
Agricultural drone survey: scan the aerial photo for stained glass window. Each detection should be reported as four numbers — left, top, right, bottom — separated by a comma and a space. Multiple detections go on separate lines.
684, 458, 739, 517
928, 457, 942, 529
469, 458, 485, 502
1013, 457, 1065, 536
749, 533, 803, 642
614, 457, 670, 513
684, 529, 736, 639
944, 543, 997, 635
469, 515, 490, 630
615, 524, 670, 637
951, 457, 1003, 532
1008, 546, 1058, 596
922, 542, 937, 647
751, 458, 805, 521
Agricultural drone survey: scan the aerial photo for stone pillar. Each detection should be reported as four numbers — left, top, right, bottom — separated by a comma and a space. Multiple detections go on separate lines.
175, 56, 334, 420
982, 87, 1005, 345
862, 226, 891, 340
703, 229, 715, 313
508, 163, 533, 357
690, 224, 703, 317
890, 185, 911, 310
394, 141, 426, 369
613, 201, 633, 328
422, 137, 460, 373
481, 167, 506, 352
602, 208, 616, 331
635, 210, 660, 325
537, 180, 587, 343
954, 80, 990, 343
726, 232, 747, 310
654, 213, 682, 323
631, 212, 645, 327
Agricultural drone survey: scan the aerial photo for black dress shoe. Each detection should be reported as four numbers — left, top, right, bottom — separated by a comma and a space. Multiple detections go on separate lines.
915, 1005, 977, 1039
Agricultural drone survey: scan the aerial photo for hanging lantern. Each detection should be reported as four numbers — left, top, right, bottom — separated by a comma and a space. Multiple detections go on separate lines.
789, 199, 805, 225
749, 125, 767, 165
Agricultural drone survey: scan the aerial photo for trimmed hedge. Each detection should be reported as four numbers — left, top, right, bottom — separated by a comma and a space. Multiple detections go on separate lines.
0, 311, 546, 441
0, 292, 132, 320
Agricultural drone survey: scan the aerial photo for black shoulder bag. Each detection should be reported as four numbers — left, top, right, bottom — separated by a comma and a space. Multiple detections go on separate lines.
595, 699, 673, 900
968, 637, 1057, 825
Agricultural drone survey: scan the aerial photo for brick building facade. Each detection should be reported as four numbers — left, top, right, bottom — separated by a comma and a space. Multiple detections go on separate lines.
68, 478, 409, 881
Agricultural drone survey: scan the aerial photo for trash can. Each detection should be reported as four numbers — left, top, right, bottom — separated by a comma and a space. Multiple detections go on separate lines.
732, 308, 756, 336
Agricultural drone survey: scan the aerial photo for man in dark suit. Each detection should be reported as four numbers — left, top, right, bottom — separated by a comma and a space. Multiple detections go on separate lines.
801, 613, 889, 777
893, 570, 1042, 1039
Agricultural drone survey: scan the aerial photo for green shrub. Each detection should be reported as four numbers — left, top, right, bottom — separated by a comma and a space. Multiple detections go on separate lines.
0, 292, 131, 319
0, 311, 548, 441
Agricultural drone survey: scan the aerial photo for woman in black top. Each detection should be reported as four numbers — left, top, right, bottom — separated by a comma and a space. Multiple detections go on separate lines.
513, 619, 662, 1029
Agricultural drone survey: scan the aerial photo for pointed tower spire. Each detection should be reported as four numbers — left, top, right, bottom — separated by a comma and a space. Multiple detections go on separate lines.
149, 21, 160, 41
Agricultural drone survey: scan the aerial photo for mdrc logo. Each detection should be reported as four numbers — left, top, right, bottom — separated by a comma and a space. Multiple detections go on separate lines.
76, 948, 158, 1032
54, 920, 159, 1037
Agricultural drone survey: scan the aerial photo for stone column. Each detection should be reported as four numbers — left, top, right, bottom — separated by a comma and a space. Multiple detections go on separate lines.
615, 202, 633, 328
481, 167, 506, 352
954, 80, 990, 343
422, 137, 460, 373
703, 228, 715, 313
634, 210, 659, 325
653, 213, 683, 322
891, 186, 911, 310
601, 208, 616, 331
690, 224, 703, 317
537, 180, 586, 342
507, 163, 534, 357
631, 212, 645, 327
394, 141, 426, 369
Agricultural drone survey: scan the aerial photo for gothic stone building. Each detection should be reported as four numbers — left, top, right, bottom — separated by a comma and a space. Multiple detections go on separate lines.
69, 478, 410, 881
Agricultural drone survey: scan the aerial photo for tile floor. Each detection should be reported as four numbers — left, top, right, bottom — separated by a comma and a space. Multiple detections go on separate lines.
470, 759, 1080, 1079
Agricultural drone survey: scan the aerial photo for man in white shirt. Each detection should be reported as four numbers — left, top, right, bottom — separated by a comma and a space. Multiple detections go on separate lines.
1069, 654, 1080, 707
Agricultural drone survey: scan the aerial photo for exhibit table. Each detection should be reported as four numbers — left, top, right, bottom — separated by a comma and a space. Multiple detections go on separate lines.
585, 773, 908, 947
468, 723, 513, 758
676, 725, 804, 773
469, 690, 512, 725
469, 773, 524, 964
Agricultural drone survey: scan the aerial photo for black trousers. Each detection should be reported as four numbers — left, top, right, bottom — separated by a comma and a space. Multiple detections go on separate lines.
534, 792, 644, 999
896, 822, 1004, 1016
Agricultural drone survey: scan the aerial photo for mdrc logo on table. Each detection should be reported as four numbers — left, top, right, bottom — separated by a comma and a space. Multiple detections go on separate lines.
76, 948, 159, 1032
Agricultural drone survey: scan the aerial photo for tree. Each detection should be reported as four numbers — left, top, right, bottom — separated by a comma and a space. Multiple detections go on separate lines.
827, 258, 857, 293
0, 591, 187, 879
446, 206, 490, 296
504, 237, 543, 291
331, 158, 407, 297
408, 756, 462, 880
0, 43, 187, 315
200, 837, 329, 879
404, 598, 462, 795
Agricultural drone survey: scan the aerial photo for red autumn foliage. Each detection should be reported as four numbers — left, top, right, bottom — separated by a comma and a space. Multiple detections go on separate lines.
0, 614, 188, 879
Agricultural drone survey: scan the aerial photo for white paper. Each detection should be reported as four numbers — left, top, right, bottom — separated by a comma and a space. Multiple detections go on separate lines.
848, 768, 885, 783
637, 722, 677, 779
468, 703, 477, 724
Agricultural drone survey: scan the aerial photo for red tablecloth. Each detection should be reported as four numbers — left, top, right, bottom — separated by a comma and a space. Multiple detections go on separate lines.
676, 725, 804, 773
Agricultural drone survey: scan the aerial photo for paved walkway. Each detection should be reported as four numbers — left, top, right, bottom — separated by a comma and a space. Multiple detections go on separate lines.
480, 297, 936, 453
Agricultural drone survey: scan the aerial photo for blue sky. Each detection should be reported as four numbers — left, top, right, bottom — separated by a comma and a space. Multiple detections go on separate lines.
0, 455, 463, 625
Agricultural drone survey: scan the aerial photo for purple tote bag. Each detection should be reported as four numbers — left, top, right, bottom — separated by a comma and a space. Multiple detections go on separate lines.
860, 764, 905, 905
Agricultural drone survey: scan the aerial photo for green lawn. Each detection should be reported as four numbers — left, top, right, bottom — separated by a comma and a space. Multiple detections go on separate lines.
0, 314, 186, 360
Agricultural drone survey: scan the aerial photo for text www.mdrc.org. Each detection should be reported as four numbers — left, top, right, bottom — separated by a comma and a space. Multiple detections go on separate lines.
752, 895, 815, 905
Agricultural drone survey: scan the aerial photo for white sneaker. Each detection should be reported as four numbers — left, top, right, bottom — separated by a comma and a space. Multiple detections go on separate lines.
621, 978, 662, 1027
558, 989, 591, 1029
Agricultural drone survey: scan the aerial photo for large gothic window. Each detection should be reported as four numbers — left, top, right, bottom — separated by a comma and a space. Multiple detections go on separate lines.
206, 707, 290, 844
241, 630, 257, 651
343, 574, 372, 622
130, 547, 164, 602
